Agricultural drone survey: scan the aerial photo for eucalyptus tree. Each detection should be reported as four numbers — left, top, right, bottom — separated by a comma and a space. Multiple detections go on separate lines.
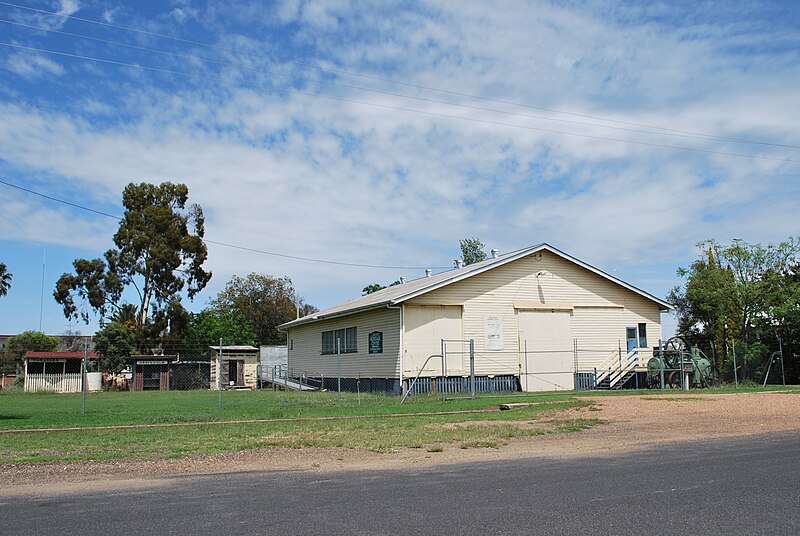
54, 182, 211, 351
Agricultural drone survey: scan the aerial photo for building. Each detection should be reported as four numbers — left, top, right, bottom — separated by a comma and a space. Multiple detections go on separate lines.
24, 351, 97, 393
209, 346, 260, 389
260, 345, 289, 382
280, 244, 671, 394
128, 355, 178, 391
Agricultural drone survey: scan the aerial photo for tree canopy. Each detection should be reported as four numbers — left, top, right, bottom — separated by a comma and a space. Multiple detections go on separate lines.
362, 280, 402, 295
362, 283, 385, 295
93, 322, 136, 374
0, 262, 11, 298
459, 237, 487, 266
2, 331, 59, 372
54, 182, 211, 352
182, 309, 257, 353
210, 273, 316, 345
669, 237, 800, 382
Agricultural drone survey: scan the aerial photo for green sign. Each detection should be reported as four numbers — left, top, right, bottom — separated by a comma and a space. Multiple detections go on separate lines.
368, 331, 383, 354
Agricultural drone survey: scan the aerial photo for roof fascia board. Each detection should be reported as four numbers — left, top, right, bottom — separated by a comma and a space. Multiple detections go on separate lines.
282, 243, 671, 329
541, 244, 673, 310
392, 243, 671, 311
280, 301, 393, 329
390, 246, 543, 305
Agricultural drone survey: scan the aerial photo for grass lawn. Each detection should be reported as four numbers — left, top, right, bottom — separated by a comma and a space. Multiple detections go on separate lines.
0, 384, 794, 464
0, 389, 593, 464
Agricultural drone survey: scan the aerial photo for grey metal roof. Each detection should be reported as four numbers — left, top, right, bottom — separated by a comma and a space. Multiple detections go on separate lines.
280, 243, 672, 329
209, 345, 259, 351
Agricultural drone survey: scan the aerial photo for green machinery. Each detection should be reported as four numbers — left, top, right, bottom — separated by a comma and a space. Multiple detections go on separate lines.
646, 337, 716, 389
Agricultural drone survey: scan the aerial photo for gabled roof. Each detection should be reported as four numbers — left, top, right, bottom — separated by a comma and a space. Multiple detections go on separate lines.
25, 351, 97, 359
280, 243, 672, 329
209, 345, 259, 351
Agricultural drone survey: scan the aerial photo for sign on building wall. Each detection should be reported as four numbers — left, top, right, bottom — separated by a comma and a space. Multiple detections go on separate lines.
485, 316, 503, 350
369, 331, 383, 354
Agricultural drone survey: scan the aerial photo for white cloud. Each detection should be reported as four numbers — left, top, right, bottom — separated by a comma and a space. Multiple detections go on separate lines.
7, 0, 81, 31
1, 0, 798, 330
6, 52, 65, 79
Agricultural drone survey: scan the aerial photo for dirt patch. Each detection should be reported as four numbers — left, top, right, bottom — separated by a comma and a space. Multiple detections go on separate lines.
1, 391, 798, 495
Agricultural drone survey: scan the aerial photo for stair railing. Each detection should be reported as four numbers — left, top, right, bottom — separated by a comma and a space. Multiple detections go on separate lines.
594, 349, 622, 386
607, 349, 640, 389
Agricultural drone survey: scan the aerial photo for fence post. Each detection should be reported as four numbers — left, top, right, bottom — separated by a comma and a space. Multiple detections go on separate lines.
469, 339, 476, 400
218, 338, 223, 410
81, 339, 87, 415
337, 337, 341, 403
573, 339, 578, 390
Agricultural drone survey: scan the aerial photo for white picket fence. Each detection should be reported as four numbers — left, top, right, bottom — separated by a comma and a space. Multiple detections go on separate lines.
24, 373, 83, 393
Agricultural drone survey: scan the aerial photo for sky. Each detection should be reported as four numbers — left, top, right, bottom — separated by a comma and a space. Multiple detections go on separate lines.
0, 0, 798, 339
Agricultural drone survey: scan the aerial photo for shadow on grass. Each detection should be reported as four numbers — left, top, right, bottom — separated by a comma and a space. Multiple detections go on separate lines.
0, 415, 27, 420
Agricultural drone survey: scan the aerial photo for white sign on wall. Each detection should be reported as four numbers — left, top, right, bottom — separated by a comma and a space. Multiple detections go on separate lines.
485, 316, 503, 350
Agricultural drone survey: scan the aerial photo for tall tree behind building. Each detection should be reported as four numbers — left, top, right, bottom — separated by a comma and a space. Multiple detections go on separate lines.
459, 237, 487, 266
209, 273, 317, 345
54, 182, 211, 352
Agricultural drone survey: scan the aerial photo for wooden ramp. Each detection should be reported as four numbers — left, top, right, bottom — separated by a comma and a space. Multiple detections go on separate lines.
263, 377, 318, 391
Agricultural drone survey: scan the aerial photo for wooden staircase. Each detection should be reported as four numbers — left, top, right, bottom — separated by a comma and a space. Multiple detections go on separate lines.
594, 349, 640, 390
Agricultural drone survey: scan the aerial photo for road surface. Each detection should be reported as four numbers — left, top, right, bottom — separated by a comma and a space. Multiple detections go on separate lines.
2, 433, 797, 535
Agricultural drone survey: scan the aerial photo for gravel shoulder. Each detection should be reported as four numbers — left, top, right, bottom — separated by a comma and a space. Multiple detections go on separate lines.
1, 391, 798, 496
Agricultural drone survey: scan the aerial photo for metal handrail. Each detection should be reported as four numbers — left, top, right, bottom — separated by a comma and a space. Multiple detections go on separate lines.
399, 354, 443, 405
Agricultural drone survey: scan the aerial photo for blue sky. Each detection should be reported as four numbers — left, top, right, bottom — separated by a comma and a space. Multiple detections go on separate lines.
0, 0, 798, 338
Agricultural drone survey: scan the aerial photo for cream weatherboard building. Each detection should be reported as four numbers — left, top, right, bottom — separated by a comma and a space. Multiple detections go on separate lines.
209, 345, 260, 389
281, 244, 671, 394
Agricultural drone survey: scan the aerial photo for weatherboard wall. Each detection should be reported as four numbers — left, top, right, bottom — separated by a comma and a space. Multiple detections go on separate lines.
287, 306, 401, 378
404, 249, 662, 374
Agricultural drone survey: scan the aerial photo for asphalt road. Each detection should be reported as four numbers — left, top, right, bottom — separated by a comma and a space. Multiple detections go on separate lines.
3, 433, 798, 535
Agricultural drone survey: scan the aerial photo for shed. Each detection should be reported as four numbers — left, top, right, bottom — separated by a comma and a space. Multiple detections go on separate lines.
24, 351, 97, 393
260, 345, 289, 379
129, 355, 177, 391
280, 244, 671, 394
209, 346, 260, 389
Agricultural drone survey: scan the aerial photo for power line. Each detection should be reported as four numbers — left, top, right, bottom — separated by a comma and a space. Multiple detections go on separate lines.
0, 0, 795, 149
0, 179, 451, 270
3, 18, 797, 150
3, 42, 798, 164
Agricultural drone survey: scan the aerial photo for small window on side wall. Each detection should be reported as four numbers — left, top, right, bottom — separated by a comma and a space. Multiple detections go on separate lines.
638, 323, 647, 348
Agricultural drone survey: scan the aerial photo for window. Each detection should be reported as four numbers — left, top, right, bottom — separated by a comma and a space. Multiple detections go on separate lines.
344, 327, 357, 353
321, 327, 357, 354
322, 331, 335, 354
638, 323, 647, 348
45, 361, 63, 374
